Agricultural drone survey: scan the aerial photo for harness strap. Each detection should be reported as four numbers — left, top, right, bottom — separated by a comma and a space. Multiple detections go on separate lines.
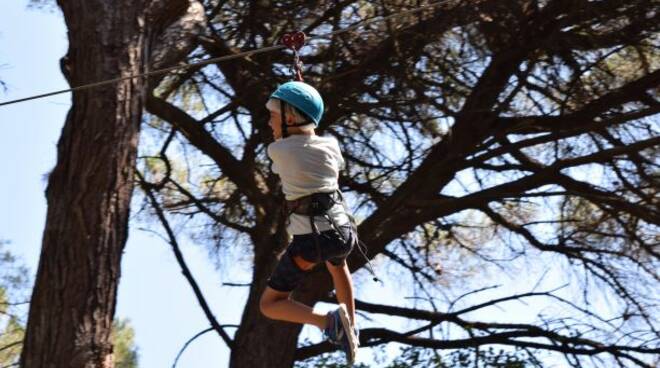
309, 214, 323, 263
285, 191, 381, 282
332, 191, 381, 283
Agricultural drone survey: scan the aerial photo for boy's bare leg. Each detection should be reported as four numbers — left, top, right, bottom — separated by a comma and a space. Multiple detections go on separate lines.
325, 261, 355, 325
260, 287, 327, 330
261, 256, 328, 330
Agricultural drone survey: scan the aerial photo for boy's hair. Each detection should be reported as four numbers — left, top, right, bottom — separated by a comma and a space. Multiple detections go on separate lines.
266, 98, 316, 132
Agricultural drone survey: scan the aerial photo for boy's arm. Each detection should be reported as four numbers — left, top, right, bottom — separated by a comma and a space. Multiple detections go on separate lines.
336, 144, 346, 170
267, 143, 281, 174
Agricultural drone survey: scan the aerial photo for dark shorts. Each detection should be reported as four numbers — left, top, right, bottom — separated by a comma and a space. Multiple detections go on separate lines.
267, 224, 356, 292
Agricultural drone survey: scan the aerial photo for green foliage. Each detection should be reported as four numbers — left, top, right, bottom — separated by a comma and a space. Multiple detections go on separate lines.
0, 240, 27, 367
0, 312, 24, 365
0, 313, 140, 368
386, 346, 543, 368
0, 241, 139, 367
0, 242, 29, 295
112, 319, 139, 368
296, 345, 543, 368
295, 351, 371, 368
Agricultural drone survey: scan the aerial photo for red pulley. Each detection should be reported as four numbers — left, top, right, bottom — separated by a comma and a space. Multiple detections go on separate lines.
280, 31, 306, 81
280, 31, 306, 51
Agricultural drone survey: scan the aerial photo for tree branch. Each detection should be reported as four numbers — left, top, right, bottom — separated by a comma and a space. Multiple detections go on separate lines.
145, 94, 267, 206
137, 171, 234, 349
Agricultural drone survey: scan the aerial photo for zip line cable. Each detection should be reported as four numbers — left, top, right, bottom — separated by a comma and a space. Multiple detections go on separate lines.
0, 44, 285, 107
0, 0, 454, 107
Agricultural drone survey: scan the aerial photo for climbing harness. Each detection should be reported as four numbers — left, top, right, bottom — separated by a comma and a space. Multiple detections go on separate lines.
285, 190, 381, 283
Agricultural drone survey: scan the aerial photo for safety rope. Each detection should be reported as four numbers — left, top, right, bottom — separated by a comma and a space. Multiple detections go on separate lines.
0, 0, 455, 107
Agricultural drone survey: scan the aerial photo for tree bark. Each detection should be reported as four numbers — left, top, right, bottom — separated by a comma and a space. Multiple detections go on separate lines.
230, 232, 333, 368
229, 280, 303, 368
20, 1, 148, 367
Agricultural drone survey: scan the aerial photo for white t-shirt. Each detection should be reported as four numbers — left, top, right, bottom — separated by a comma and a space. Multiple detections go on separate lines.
268, 134, 350, 235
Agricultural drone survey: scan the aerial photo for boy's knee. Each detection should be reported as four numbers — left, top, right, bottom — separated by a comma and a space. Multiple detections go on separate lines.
260, 291, 275, 317
325, 260, 349, 274
259, 288, 287, 318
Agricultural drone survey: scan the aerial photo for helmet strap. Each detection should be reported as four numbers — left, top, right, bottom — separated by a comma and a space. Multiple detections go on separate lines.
279, 99, 311, 139
280, 100, 289, 139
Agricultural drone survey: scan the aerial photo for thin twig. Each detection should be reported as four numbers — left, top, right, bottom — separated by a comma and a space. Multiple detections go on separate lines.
137, 171, 234, 348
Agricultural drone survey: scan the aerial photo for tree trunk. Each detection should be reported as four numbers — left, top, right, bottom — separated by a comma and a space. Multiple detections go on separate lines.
230, 234, 333, 368
20, 1, 148, 367
230, 281, 303, 368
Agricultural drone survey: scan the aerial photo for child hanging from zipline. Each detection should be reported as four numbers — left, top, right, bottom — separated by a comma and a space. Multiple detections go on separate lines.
259, 81, 360, 364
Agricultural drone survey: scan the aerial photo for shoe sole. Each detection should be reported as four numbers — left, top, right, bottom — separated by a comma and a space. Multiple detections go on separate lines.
337, 303, 358, 365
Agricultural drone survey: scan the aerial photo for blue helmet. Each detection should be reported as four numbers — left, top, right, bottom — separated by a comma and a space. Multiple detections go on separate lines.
270, 81, 324, 125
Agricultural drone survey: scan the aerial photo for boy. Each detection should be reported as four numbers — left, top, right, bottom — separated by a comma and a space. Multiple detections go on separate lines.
259, 81, 360, 364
